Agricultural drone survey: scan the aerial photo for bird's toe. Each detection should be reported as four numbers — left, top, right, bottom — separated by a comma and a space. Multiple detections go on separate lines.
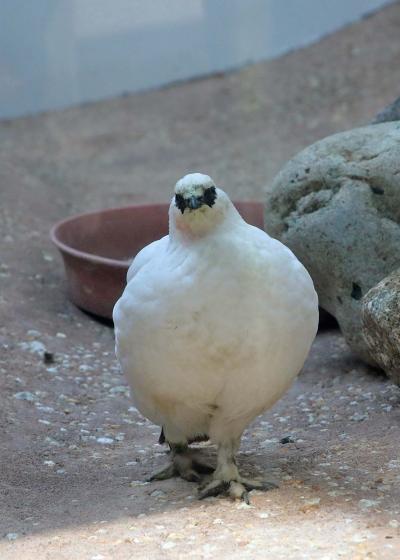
179, 467, 202, 483
191, 457, 214, 475
240, 477, 278, 492
174, 452, 213, 482
147, 463, 176, 482
148, 450, 214, 484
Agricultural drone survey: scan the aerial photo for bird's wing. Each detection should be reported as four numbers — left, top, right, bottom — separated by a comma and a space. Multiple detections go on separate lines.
126, 235, 169, 284
245, 223, 300, 262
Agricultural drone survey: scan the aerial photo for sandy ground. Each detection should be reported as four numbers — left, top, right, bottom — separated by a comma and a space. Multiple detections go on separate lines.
1, 2, 400, 558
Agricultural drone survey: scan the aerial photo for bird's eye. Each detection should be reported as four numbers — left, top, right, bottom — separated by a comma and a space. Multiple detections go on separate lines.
203, 186, 217, 208
175, 194, 186, 213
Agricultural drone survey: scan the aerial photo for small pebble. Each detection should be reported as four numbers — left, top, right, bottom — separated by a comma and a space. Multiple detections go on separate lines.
351, 531, 375, 543
358, 499, 380, 510
150, 490, 166, 498
19, 340, 46, 355
300, 497, 321, 512
236, 501, 253, 510
303, 497, 321, 506
56, 332, 67, 338
36, 405, 54, 413
110, 386, 129, 395
350, 412, 368, 422
79, 364, 92, 373
14, 391, 37, 402
6, 533, 19, 541
45, 437, 62, 447
27, 329, 41, 338
96, 437, 114, 445
161, 542, 176, 550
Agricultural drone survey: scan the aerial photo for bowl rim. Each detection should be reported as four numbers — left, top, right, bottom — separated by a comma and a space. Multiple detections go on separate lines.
50, 203, 171, 268
50, 201, 263, 268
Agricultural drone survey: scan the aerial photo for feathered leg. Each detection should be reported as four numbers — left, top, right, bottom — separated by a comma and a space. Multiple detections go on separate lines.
149, 426, 213, 483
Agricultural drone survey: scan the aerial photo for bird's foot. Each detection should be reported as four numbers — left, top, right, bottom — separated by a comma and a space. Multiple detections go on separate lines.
198, 476, 277, 503
149, 450, 214, 483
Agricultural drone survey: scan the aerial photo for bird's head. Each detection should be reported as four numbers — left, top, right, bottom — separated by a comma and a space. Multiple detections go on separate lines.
174, 173, 217, 214
169, 173, 239, 240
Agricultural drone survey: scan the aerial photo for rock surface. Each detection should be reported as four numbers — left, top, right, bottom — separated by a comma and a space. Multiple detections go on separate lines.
372, 95, 400, 123
265, 122, 400, 363
362, 269, 400, 384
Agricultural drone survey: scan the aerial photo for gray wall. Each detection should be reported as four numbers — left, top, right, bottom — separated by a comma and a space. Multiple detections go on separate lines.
0, 0, 391, 119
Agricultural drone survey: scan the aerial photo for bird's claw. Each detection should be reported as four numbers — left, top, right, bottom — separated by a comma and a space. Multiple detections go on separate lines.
198, 479, 230, 499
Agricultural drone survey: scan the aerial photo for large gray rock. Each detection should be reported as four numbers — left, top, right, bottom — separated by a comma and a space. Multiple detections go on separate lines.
265, 122, 400, 364
362, 269, 400, 384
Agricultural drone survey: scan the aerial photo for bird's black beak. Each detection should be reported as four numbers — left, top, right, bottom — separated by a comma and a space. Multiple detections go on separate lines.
187, 195, 203, 210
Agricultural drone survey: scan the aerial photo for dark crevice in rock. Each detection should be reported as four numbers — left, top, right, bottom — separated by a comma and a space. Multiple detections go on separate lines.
351, 283, 363, 301
357, 153, 380, 162
344, 174, 387, 199
280, 180, 333, 221
345, 174, 365, 182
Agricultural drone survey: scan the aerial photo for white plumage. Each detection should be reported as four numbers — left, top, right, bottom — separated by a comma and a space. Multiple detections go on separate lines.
113, 173, 318, 501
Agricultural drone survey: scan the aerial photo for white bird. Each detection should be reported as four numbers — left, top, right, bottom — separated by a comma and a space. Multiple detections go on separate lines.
113, 173, 318, 502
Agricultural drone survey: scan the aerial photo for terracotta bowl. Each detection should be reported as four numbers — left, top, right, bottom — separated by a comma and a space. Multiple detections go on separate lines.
50, 202, 264, 320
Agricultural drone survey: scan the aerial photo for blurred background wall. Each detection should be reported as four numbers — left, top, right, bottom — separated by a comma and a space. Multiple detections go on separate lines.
0, 0, 392, 119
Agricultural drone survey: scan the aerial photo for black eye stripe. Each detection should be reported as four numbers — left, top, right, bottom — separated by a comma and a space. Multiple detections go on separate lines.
203, 186, 217, 207
175, 194, 186, 213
